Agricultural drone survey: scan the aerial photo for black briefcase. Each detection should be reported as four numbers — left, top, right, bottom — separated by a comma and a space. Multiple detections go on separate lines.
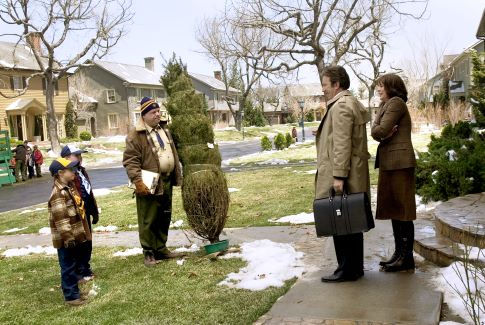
313, 189, 374, 237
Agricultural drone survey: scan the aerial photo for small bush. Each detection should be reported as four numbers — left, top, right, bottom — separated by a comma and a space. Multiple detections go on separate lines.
274, 133, 286, 151
416, 121, 485, 202
261, 135, 272, 151
64, 101, 78, 139
305, 111, 315, 122
285, 133, 293, 148
79, 131, 92, 141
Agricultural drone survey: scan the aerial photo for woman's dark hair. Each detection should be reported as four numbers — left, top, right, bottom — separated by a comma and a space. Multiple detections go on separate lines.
376, 74, 408, 102
322, 66, 350, 90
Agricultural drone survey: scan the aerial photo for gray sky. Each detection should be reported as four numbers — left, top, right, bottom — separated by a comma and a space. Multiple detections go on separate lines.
1, 0, 483, 86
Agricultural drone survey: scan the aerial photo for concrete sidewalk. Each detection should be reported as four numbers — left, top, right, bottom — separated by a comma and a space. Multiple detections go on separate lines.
0, 225, 314, 249
256, 221, 443, 325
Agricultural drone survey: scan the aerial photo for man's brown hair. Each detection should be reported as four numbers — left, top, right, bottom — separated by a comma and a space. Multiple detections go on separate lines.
321, 66, 350, 90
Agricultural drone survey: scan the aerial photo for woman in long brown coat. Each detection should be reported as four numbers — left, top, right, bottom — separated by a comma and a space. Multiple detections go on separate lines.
371, 74, 417, 272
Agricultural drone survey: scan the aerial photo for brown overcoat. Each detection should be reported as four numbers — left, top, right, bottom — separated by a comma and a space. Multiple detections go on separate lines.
315, 90, 371, 199
123, 118, 183, 195
371, 96, 417, 221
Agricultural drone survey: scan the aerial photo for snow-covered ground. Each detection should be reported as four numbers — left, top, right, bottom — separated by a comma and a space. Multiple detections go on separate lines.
93, 225, 118, 232
174, 243, 199, 253
93, 135, 126, 143
113, 247, 143, 257
92, 188, 122, 197
415, 195, 441, 213
219, 239, 305, 291
38, 227, 51, 235
256, 158, 289, 165
433, 261, 485, 324
269, 212, 314, 225
2, 245, 56, 257
170, 220, 183, 228
2, 227, 28, 233
18, 207, 46, 215
228, 188, 240, 193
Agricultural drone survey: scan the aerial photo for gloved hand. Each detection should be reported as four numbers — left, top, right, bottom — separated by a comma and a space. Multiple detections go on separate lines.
65, 240, 76, 249
92, 214, 99, 225
134, 179, 150, 196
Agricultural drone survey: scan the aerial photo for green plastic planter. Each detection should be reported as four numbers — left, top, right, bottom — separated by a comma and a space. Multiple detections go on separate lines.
204, 240, 229, 254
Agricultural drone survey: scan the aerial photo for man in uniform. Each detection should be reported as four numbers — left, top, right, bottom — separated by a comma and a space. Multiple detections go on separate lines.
123, 97, 184, 267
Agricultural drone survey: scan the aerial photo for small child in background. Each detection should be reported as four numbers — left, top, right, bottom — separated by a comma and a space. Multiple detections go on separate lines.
33, 145, 43, 177
48, 158, 92, 306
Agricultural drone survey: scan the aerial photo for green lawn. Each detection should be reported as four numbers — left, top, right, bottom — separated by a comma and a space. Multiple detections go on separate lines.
0, 248, 294, 324
214, 122, 320, 142
0, 165, 380, 235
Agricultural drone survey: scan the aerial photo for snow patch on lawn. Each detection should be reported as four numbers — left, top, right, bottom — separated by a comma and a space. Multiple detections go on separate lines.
174, 243, 199, 253
416, 195, 441, 213
256, 158, 288, 165
176, 259, 185, 266
47, 150, 58, 158
92, 188, 121, 197
269, 212, 314, 224
305, 169, 317, 174
170, 220, 183, 228
3, 227, 28, 233
228, 188, 240, 193
433, 261, 485, 324
19, 207, 46, 215
219, 239, 305, 291
88, 283, 100, 296
93, 225, 118, 232
113, 247, 143, 257
128, 224, 138, 229
2, 245, 56, 257
38, 227, 51, 235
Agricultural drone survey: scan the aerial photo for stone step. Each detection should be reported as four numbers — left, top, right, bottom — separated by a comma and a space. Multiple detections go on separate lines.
434, 193, 485, 248
414, 218, 485, 267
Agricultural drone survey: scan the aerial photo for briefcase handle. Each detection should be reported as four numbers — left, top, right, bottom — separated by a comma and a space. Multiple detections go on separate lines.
327, 182, 349, 201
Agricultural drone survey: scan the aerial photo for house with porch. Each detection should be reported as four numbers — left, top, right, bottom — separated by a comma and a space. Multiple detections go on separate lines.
0, 40, 69, 142
188, 71, 241, 129
69, 58, 165, 136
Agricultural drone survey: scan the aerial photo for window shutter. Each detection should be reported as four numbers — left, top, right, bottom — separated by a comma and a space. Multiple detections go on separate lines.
42, 78, 46, 95
22, 77, 26, 89
55, 81, 59, 96
9, 76, 14, 90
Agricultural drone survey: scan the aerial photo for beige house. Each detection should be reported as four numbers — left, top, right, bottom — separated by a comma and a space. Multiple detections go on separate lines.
0, 40, 68, 142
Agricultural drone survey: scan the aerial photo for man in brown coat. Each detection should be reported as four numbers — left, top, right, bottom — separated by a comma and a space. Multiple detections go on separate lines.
123, 97, 184, 267
315, 66, 371, 282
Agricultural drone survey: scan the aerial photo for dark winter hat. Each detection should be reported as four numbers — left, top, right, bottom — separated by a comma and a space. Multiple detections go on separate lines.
60, 145, 87, 158
140, 97, 160, 116
49, 157, 78, 176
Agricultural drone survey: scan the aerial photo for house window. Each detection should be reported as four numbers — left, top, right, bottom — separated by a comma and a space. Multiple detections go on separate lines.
11, 76, 24, 90
153, 89, 164, 100
222, 113, 227, 123
108, 114, 119, 129
141, 88, 151, 98
106, 89, 116, 103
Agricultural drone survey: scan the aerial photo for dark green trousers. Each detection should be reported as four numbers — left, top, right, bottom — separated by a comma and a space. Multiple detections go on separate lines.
135, 182, 172, 258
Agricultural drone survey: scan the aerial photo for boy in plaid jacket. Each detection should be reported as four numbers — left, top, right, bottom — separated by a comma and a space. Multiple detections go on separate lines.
48, 158, 92, 306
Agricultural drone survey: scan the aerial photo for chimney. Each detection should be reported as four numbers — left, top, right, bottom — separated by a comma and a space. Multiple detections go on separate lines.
214, 71, 222, 81
144, 57, 154, 71
27, 32, 42, 55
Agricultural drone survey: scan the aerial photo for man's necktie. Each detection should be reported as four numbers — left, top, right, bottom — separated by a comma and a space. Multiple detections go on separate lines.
154, 129, 165, 149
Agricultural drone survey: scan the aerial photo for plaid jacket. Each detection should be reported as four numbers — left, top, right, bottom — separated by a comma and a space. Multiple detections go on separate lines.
48, 178, 92, 248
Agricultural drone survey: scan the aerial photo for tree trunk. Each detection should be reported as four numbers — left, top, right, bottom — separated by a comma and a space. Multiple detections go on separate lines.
45, 73, 61, 153
368, 86, 375, 124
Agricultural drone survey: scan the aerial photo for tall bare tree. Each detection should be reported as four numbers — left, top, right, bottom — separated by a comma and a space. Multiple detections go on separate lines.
197, 13, 287, 130
345, 15, 400, 122
0, 0, 133, 151
234, 0, 428, 87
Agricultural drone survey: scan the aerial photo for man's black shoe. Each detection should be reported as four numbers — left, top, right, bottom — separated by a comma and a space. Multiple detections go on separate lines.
321, 272, 363, 283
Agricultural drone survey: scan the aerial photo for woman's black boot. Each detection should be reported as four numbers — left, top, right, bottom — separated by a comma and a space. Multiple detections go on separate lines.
380, 220, 401, 266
